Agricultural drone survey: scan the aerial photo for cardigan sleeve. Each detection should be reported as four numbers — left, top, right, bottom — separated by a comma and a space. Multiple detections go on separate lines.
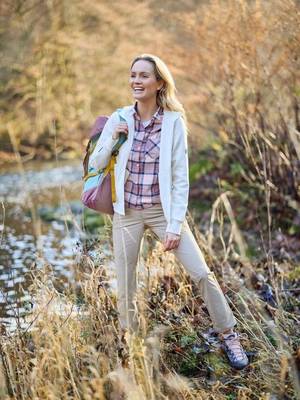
166, 116, 189, 235
89, 111, 119, 170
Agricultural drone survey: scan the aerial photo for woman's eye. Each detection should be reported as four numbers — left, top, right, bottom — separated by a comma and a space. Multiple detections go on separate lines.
130, 74, 149, 79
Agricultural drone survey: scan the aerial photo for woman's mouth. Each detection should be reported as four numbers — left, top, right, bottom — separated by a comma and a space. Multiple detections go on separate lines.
133, 87, 145, 93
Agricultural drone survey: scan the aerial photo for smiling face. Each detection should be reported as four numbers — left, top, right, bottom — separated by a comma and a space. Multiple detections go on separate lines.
130, 59, 163, 103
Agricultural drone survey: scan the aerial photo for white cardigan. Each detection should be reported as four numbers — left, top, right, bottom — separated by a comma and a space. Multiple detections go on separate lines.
89, 105, 189, 235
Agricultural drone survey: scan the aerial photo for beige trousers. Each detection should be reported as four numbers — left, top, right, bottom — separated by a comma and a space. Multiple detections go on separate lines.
112, 203, 236, 333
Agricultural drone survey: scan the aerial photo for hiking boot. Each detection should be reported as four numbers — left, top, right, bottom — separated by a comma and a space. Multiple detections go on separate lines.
220, 331, 249, 370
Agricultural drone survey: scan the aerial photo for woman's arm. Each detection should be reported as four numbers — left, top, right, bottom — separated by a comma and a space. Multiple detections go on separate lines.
166, 116, 189, 236
89, 111, 119, 170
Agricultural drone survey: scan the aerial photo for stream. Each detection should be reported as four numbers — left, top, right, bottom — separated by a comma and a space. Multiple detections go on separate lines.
0, 159, 113, 329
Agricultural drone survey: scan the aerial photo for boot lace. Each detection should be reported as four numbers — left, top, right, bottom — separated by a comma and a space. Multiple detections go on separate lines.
223, 332, 247, 362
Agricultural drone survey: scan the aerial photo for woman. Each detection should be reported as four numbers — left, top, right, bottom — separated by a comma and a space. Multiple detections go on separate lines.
89, 54, 249, 370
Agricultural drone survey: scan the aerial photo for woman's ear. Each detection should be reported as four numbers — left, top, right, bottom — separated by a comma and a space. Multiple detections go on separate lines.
159, 83, 164, 91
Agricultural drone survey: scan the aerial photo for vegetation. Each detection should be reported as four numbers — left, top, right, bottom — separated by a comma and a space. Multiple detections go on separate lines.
0, 209, 299, 398
1, 0, 300, 398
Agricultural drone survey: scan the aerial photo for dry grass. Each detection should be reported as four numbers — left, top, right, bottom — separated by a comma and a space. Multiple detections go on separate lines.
0, 205, 299, 399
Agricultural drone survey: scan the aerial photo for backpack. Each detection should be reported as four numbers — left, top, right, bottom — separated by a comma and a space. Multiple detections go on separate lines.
81, 110, 127, 214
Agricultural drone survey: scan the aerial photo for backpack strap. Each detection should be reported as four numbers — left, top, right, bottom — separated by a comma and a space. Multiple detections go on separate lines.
106, 108, 128, 201
102, 154, 118, 202
111, 108, 127, 156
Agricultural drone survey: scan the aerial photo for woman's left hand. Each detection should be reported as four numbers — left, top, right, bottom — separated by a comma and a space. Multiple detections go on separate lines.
163, 232, 181, 252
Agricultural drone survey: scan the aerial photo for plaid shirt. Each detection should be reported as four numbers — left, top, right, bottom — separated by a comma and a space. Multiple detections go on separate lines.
124, 104, 163, 209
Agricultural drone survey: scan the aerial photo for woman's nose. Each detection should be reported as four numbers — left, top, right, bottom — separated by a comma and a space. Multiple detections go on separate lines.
133, 76, 142, 84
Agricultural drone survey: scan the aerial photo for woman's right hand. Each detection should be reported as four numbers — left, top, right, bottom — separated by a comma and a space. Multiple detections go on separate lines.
112, 123, 129, 140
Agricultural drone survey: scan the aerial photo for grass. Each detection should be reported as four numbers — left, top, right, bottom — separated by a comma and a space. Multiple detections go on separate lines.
0, 204, 299, 399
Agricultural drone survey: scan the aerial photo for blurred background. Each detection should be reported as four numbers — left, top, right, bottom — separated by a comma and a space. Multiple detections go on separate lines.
0, 0, 299, 323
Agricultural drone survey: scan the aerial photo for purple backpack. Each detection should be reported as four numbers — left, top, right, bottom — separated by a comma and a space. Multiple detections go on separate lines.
81, 111, 126, 214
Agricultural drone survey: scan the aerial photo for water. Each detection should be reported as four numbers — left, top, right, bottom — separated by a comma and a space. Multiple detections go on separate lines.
0, 159, 178, 330
0, 159, 111, 328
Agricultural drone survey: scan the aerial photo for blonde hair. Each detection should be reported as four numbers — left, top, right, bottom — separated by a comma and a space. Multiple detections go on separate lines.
130, 53, 188, 132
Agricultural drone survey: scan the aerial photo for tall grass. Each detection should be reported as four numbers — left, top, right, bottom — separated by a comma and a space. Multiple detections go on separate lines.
0, 197, 299, 398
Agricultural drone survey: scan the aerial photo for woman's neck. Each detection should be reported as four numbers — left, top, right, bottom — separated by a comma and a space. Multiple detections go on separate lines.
135, 100, 159, 122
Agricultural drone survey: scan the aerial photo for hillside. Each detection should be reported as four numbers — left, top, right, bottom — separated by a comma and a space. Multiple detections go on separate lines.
1, 0, 298, 162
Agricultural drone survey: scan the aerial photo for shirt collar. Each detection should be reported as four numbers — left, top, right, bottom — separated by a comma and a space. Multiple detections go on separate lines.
133, 102, 163, 122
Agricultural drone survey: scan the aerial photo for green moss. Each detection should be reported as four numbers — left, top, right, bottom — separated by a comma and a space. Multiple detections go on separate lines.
203, 351, 231, 377
226, 394, 237, 400
178, 352, 199, 376
287, 266, 300, 281
83, 208, 105, 232
265, 331, 278, 348
189, 159, 214, 183
245, 245, 258, 259
180, 332, 198, 347
230, 162, 245, 177
189, 199, 211, 214
288, 224, 300, 235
